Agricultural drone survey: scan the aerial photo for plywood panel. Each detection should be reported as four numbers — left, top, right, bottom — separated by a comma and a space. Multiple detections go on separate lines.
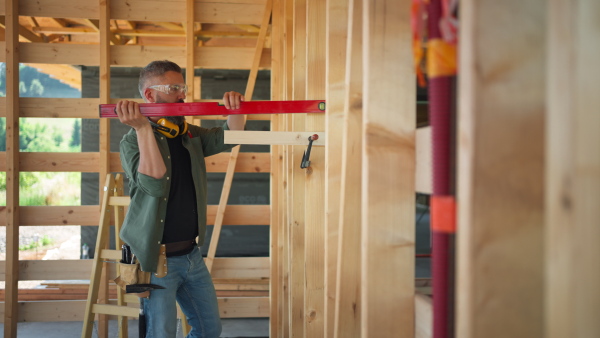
456, 1, 546, 337
361, 0, 415, 337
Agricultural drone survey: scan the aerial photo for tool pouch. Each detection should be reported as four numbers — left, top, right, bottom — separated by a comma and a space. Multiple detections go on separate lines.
154, 244, 168, 278
114, 262, 151, 291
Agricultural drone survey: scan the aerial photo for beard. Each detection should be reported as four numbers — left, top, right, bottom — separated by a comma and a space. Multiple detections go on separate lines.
156, 97, 186, 125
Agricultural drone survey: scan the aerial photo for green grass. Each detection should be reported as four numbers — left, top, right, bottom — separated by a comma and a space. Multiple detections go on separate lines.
19, 235, 54, 251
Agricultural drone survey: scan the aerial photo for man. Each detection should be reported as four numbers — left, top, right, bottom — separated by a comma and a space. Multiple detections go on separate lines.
115, 60, 245, 337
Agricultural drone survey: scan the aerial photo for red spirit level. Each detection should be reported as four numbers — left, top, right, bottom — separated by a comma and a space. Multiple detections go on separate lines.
99, 100, 326, 118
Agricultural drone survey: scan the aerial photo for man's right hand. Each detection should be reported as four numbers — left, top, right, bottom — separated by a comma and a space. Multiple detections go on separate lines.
115, 100, 151, 131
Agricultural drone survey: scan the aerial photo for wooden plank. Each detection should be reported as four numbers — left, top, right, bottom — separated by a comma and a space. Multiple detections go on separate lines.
9, 43, 271, 69
325, 0, 348, 335
97, 4, 112, 334
361, 0, 415, 337
304, 0, 327, 336
546, 0, 600, 337
186, 0, 196, 104
225, 130, 325, 146
0, 205, 269, 226
0, 297, 269, 322
416, 127, 432, 194
0, 257, 270, 281
290, 0, 307, 335
415, 294, 433, 338
333, 0, 361, 336
4, 0, 20, 334
456, 1, 545, 337
0, 151, 270, 173
8, 0, 265, 24
269, 0, 283, 335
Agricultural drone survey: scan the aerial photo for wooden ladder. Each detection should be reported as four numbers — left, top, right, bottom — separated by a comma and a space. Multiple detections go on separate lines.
81, 173, 137, 338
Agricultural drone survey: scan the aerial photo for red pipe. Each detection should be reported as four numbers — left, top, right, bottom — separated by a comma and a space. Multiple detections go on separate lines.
428, 0, 456, 337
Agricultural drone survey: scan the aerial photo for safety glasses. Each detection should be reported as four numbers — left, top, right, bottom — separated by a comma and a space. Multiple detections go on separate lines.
148, 84, 188, 95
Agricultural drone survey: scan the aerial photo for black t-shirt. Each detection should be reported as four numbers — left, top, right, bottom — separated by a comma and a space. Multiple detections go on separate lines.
161, 136, 199, 243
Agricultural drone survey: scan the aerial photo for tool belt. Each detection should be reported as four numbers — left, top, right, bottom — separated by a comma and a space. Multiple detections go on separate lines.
114, 240, 196, 290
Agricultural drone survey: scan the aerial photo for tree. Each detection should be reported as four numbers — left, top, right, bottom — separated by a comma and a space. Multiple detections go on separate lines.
70, 119, 81, 147
29, 79, 44, 97
0, 118, 5, 151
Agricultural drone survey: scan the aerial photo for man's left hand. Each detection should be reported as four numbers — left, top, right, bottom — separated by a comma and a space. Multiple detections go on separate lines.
222, 91, 245, 110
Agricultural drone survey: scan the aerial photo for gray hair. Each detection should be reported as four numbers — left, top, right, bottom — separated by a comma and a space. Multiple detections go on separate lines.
138, 60, 182, 98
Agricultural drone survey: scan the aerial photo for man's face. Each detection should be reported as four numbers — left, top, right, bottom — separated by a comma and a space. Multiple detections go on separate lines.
148, 71, 186, 125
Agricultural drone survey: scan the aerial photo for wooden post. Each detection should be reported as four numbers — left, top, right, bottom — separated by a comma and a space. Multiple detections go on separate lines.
361, 0, 415, 337
290, 0, 307, 336
305, 0, 326, 336
325, 0, 348, 335
98, 1, 112, 335
546, 0, 600, 336
186, 0, 195, 103
4, 0, 20, 335
334, 0, 361, 336
456, 1, 546, 337
270, 1, 282, 336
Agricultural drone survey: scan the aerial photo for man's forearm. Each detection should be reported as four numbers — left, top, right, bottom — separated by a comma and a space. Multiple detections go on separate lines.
227, 115, 246, 130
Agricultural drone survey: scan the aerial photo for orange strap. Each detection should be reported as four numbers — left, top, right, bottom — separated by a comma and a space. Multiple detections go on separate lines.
431, 195, 456, 233
427, 38, 457, 78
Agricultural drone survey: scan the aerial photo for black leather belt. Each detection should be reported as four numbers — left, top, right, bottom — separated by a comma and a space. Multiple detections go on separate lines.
164, 240, 197, 257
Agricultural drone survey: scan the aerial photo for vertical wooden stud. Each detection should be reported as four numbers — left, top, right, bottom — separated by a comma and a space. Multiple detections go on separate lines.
546, 0, 600, 337
456, 1, 546, 337
291, 0, 307, 336
98, 0, 112, 335
361, 0, 415, 336
334, 0, 361, 336
4, 0, 20, 335
325, 0, 348, 335
305, 0, 326, 336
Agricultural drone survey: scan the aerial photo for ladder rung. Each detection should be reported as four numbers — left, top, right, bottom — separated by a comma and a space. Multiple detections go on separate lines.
92, 303, 139, 318
99, 249, 121, 260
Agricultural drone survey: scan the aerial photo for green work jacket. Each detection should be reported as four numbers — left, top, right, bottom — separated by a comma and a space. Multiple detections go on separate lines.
119, 122, 235, 272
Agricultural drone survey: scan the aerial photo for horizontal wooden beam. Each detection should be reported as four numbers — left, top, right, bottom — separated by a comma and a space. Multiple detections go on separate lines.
0, 257, 269, 281
225, 131, 326, 146
5, 0, 266, 24
0, 205, 269, 226
0, 43, 271, 69
0, 151, 270, 173
0, 297, 269, 322
116, 29, 260, 38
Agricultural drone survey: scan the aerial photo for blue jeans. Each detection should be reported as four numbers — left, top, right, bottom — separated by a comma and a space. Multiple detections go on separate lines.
144, 247, 222, 338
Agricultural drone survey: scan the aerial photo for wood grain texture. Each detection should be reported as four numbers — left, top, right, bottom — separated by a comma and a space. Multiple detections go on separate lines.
361, 0, 415, 336
457, 1, 546, 337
